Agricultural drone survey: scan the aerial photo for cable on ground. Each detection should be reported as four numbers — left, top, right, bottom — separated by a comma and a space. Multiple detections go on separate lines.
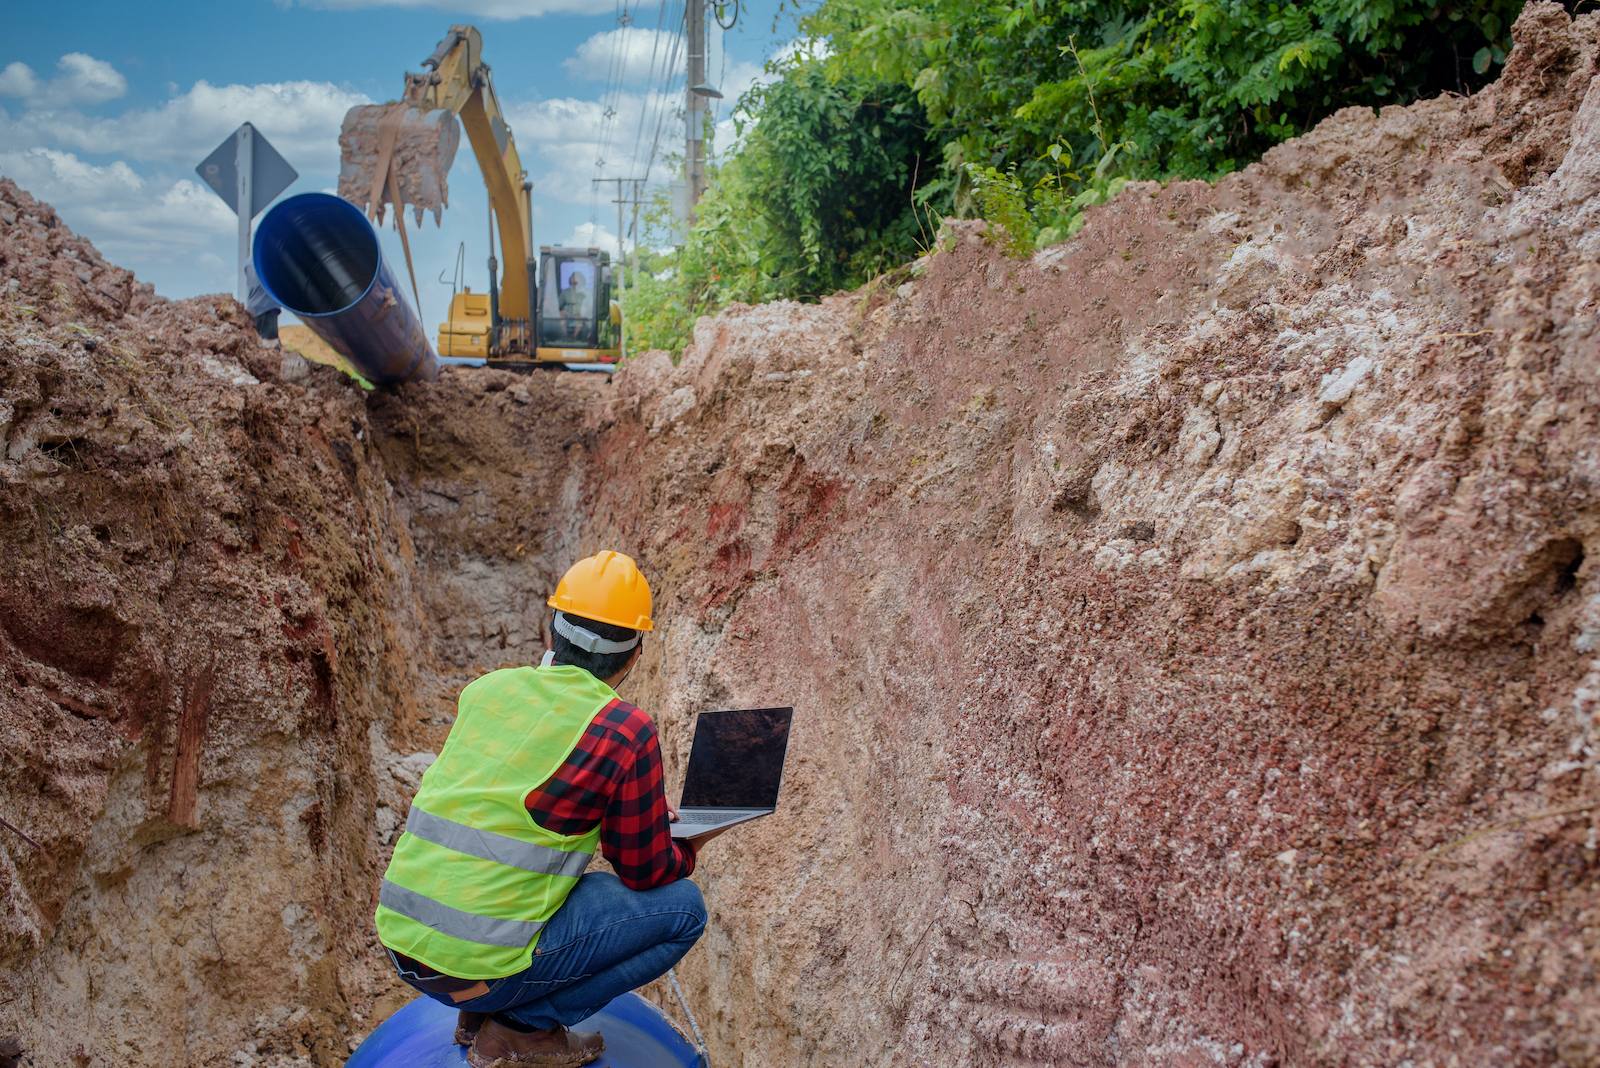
666, 966, 711, 1068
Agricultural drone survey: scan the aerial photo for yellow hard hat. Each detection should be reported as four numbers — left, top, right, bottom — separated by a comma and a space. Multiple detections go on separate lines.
548, 551, 654, 632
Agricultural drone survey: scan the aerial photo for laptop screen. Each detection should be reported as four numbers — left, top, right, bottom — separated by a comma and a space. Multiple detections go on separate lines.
680, 707, 794, 808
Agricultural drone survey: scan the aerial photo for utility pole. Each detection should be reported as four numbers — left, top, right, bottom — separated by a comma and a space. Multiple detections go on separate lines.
684, 0, 722, 227
611, 179, 645, 299
591, 177, 644, 276
593, 177, 646, 360
629, 179, 642, 296
686, 0, 706, 216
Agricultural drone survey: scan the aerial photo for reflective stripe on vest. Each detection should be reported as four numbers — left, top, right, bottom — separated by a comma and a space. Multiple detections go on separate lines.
379, 879, 546, 948
404, 806, 593, 878
374, 665, 614, 980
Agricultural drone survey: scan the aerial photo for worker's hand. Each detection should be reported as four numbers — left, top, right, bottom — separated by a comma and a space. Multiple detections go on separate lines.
666, 800, 679, 823
686, 825, 728, 853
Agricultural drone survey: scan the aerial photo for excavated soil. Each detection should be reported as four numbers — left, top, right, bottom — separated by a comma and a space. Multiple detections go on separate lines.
5, 4, 1600, 1066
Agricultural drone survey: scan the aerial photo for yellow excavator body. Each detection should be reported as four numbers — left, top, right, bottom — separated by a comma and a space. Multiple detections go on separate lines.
438, 289, 492, 359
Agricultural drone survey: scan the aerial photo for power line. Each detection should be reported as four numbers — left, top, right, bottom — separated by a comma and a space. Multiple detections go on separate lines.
643, 5, 685, 182
591, 0, 631, 223
625, 0, 674, 183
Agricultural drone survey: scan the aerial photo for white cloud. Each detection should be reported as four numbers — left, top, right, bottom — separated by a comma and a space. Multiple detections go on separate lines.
0, 24, 799, 310
563, 28, 683, 84
0, 53, 128, 109
291, 0, 612, 17
4, 147, 143, 197
503, 28, 795, 226
0, 69, 370, 301
505, 90, 683, 205
0, 64, 40, 101
560, 221, 632, 258
0, 79, 371, 174
0, 148, 235, 273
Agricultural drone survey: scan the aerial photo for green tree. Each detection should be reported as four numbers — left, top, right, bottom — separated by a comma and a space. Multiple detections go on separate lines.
692, 63, 949, 304
810, 0, 1524, 196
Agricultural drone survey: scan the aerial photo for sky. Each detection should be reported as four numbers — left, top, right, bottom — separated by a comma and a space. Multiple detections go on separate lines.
0, 0, 796, 328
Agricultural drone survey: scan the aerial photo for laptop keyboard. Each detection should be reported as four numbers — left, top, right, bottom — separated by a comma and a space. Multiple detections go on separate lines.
673, 813, 727, 825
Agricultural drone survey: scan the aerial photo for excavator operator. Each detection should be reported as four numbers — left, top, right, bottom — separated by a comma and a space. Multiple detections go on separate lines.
374, 551, 721, 1068
558, 269, 590, 337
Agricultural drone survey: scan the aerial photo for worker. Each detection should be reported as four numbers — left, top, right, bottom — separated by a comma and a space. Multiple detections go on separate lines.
374, 551, 721, 1068
558, 269, 589, 337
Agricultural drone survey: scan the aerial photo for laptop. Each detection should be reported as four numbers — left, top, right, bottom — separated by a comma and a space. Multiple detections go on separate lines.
669, 706, 794, 838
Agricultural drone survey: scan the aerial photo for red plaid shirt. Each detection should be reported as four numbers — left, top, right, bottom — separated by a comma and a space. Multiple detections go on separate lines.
525, 697, 695, 890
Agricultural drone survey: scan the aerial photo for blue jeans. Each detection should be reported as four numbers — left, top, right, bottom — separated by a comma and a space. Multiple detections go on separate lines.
403, 872, 707, 1030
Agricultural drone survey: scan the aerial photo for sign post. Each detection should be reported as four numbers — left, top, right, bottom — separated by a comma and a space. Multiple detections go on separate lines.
236, 125, 253, 303
196, 123, 297, 302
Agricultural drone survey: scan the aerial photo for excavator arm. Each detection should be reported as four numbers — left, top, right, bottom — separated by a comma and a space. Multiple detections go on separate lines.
403, 26, 533, 321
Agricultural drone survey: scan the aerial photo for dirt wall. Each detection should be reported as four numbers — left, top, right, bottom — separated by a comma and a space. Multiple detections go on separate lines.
0, 177, 445, 1067
0, 168, 621, 1066
564, 6, 1600, 1065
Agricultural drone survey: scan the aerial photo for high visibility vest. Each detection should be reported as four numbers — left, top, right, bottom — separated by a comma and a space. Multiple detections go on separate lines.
374, 665, 612, 979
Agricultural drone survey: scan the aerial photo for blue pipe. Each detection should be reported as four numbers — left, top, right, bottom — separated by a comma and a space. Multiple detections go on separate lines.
344, 992, 702, 1068
253, 193, 439, 384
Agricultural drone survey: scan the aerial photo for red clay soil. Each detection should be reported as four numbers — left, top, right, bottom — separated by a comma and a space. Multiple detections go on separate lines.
559, 6, 1600, 1065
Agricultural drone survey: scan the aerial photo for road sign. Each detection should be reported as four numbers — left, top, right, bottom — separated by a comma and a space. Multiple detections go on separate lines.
195, 124, 297, 304
196, 124, 297, 218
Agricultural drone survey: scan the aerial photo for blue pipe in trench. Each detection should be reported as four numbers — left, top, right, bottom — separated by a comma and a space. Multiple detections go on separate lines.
253, 193, 439, 384
343, 992, 702, 1068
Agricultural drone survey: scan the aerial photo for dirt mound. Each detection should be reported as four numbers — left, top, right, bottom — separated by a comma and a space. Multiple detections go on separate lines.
0, 177, 436, 1066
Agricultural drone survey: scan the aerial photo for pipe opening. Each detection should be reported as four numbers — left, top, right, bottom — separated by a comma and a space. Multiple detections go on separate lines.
255, 194, 379, 317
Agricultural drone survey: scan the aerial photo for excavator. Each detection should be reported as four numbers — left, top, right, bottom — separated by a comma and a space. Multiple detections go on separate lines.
337, 26, 621, 369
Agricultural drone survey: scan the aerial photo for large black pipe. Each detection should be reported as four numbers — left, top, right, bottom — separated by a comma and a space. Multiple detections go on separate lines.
253, 193, 439, 384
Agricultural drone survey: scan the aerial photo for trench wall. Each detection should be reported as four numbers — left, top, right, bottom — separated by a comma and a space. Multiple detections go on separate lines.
0, 177, 600, 1067
0, 188, 424, 1065
572, 7, 1600, 1065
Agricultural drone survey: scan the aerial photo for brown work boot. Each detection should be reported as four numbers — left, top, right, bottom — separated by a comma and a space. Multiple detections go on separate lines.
456, 1011, 489, 1046
466, 1016, 604, 1068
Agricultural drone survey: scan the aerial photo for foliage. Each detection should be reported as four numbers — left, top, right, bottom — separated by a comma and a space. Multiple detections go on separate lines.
808, 0, 1524, 240
618, 260, 696, 356
625, 61, 951, 354
689, 66, 947, 303
964, 164, 1034, 258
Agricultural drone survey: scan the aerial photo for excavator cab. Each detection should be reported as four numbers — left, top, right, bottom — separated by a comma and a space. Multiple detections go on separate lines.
535, 246, 619, 363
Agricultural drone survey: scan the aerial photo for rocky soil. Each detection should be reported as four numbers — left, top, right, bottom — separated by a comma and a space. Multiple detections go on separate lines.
4, 4, 1600, 1066
0, 174, 575, 1066
581, 6, 1600, 1064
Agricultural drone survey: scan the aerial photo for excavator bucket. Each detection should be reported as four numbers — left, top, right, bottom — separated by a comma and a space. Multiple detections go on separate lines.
338, 104, 460, 226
